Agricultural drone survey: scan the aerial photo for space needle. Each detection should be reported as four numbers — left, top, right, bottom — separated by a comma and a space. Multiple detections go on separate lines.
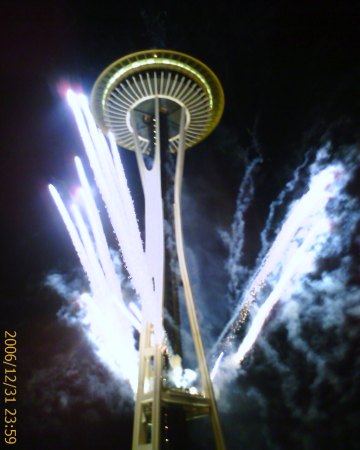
91, 49, 225, 450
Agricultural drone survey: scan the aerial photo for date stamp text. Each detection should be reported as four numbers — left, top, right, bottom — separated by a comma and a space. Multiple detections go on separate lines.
3, 331, 17, 445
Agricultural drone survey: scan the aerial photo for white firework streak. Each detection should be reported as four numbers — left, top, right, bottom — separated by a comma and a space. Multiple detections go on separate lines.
49, 184, 97, 292
78, 291, 139, 393
211, 352, 224, 381
49, 181, 140, 392
232, 215, 329, 365
66, 90, 160, 332
49, 181, 141, 330
218, 163, 347, 371
74, 156, 120, 295
49, 87, 168, 391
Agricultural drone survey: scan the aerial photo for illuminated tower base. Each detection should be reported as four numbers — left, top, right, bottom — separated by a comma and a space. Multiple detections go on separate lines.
91, 50, 226, 450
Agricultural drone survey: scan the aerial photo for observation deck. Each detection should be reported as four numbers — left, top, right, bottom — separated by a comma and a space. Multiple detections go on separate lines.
91, 49, 224, 152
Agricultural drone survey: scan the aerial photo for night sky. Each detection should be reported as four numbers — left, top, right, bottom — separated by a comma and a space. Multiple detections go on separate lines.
1, 1, 360, 449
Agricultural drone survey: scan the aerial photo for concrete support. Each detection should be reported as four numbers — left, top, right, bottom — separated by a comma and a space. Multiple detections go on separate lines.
131, 101, 226, 450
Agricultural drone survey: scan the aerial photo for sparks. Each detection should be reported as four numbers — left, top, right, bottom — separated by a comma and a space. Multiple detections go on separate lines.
49, 90, 168, 392
217, 162, 348, 372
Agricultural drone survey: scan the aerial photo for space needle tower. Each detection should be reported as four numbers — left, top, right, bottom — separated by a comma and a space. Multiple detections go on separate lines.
91, 50, 225, 450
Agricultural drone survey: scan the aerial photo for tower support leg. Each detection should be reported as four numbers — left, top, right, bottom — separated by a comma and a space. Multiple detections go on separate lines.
131, 101, 226, 450
173, 107, 226, 450
132, 323, 163, 450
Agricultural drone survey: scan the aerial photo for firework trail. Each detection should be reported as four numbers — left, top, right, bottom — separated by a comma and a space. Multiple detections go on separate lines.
50, 88, 359, 412
66, 91, 160, 332
221, 156, 263, 306
211, 148, 354, 372
49, 90, 164, 392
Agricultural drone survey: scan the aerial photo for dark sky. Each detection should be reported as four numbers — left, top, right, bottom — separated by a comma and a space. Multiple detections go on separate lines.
1, 1, 360, 449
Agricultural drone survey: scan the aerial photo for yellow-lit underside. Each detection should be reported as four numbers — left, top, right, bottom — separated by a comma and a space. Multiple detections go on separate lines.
91, 49, 224, 150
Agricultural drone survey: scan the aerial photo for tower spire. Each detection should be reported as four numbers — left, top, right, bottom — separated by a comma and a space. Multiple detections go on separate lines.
91, 49, 225, 450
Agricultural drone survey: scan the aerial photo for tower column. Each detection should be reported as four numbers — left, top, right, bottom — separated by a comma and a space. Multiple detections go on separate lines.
173, 108, 226, 450
91, 49, 226, 450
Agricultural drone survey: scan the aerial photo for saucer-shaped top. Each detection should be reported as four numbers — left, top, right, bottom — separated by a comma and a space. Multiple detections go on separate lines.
91, 49, 224, 152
